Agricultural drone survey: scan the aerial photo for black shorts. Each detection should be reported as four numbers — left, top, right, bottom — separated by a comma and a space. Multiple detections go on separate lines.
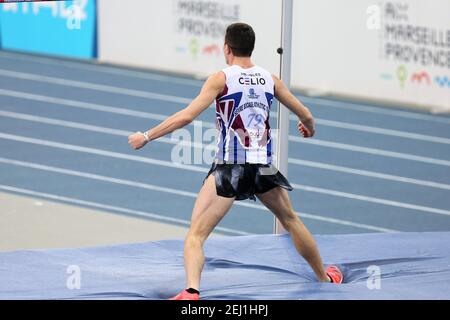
204, 162, 293, 201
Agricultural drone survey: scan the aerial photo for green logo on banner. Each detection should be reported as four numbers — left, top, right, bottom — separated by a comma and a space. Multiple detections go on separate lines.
397, 65, 407, 89
189, 38, 199, 59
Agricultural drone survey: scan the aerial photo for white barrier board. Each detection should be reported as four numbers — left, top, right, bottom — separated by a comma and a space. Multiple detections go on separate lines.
98, 0, 282, 77
292, 0, 450, 112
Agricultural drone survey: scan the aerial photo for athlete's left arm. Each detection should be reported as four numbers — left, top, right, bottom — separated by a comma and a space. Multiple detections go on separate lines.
272, 74, 315, 138
128, 72, 225, 150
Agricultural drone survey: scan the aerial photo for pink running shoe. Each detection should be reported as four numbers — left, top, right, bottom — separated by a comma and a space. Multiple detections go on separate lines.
169, 289, 200, 300
326, 265, 344, 284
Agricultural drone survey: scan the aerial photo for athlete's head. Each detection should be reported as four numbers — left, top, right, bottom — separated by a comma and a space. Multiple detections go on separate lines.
224, 22, 255, 64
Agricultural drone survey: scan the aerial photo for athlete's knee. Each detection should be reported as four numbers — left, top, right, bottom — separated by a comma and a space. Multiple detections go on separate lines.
185, 230, 207, 247
279, 210, 301, 231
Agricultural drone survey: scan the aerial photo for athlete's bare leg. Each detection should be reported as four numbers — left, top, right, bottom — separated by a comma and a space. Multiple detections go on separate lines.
256, 187, 330, 282
184, 174, 235, 290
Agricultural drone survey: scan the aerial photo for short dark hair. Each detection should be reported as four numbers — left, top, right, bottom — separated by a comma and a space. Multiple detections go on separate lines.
225, 23, 255, 57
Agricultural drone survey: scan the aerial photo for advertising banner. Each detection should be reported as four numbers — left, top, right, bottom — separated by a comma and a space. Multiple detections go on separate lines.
0, 0, 97, 59
292, 0, 450, 112
98, 0, 282, 77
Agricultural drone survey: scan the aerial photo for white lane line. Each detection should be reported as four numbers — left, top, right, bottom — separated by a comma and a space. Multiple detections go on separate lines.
234, 200, 396, 233
0, 69, 192, 104
0, 109, 211, 149
0, 157, 395, 232
0, 51, 204, 87
312, 118, 450, 145
0, 184, 248, 236
0, 132, 447, 218
288, 158, 450, 191
0, 157, 200, 197
291, 183, 450, 217
1, 88, 449, 167
0, 131, 208, 173
0, 110, 134, 136
2, 110, 450, 191
298, 96, 450, 125
290, 136, 450, 167
0, 88, 175, 122
1, 70, 450, 143
1, 51, 449, 124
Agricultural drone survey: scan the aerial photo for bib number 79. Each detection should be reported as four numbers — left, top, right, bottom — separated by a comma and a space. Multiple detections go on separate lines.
247, 113, 264, 127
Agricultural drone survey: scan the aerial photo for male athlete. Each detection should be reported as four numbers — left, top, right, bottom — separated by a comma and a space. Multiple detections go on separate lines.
128, 23, 343, 300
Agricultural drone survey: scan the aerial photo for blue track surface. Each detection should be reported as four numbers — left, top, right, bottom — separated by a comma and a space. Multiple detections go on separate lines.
0, 50, 449, 235
1, 232, 449, 299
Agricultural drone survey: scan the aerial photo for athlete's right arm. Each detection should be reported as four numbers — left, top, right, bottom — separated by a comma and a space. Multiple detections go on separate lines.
272, 75, 315, 138
128, 72, 225, 150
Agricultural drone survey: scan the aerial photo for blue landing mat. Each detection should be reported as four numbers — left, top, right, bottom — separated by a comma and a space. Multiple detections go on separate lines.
1, 232, 449, 299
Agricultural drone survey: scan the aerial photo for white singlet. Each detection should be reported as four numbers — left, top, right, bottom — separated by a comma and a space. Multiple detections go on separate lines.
214, 64, 275, 164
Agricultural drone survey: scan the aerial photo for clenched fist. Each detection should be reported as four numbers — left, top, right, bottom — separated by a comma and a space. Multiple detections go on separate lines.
298, 121, 315, 138
128, 132, 148, 150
